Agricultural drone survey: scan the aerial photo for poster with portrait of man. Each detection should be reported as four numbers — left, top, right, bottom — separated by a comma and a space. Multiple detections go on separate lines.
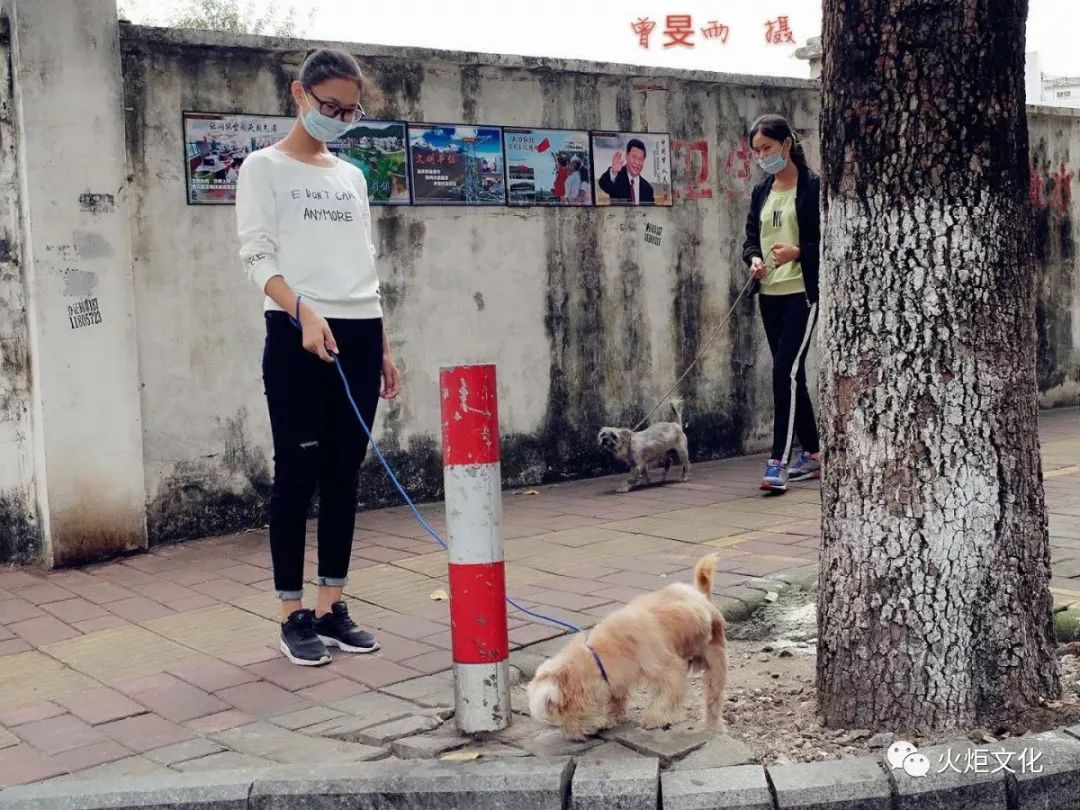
590, 131, 672, 207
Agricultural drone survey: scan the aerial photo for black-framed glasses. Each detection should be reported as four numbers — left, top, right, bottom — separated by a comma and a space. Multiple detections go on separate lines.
307, 89, 366, 123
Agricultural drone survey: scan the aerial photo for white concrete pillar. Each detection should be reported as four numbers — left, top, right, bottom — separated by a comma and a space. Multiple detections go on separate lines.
5, 0, 146, 564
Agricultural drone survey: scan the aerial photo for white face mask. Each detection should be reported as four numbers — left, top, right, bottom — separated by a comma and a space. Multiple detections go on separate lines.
301, 106, 355, 142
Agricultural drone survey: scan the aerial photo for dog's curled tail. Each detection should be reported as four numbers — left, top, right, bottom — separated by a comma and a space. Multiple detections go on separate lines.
670, 397, 685, 427
693, 553, 718, 596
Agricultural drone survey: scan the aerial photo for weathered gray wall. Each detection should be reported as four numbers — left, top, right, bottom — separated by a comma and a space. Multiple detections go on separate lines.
0, 19, 1074, 561
1029, 107, 1080, 408
120, 26, 826, 544
116, 26, 1079, 547
0, 21, 39, 563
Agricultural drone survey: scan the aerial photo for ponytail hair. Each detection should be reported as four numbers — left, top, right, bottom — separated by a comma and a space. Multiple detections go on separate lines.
749, 114, 810, 173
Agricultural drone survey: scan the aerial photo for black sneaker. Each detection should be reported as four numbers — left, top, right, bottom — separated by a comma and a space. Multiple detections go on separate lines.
315, 601, 380, 653
280, 608, 331, 666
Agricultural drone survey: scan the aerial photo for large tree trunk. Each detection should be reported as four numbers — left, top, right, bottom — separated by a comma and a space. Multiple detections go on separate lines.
816, 0, 1060, 731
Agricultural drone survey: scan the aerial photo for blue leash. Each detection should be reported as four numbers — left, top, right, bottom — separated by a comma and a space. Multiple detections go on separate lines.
289, 297, 582, 635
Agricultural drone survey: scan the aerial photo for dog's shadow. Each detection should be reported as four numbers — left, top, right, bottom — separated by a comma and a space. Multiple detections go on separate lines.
608, 478, 682, 495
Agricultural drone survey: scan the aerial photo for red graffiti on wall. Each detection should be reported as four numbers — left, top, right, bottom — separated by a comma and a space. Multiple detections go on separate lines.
1032, 160, 1075, 216
724, 136, 754, 184
1048, 162, 1074, 215
1029, 168, 1044, 210
672, 139, 713, 200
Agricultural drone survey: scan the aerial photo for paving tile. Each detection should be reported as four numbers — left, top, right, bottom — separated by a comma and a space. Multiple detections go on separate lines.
190, 578, 260, 602
0, 652, 98, 710
98, 713, 196, 753
65, 581, 136, 605
399, 649, 453, 675
270, 705, 345, 731
129, 676, 229, 722
0, 598, 44, 624
71, 615, 130, 634
43, 754, 168, 782
245, 656, 339, 692
143, 603, 278, 659
9, 615, 80, 645
105, 595, 175, 623
509, 622, 572, 647
0, 639, 31, 656
0, 570, 44, 590
12, 583, 75, 606
211, 721, 385, 763
217, 563, 269, 584
0, 701, 66, 727
333, 655, 420, 688
215, 680, 313, 717
173, 750, 274, 772
325, 692, 418, 727
40, 597, 109, 624
0, 744, 67, 785
370, 631, 439, 662
222, 645, 280, 667
295, 677, 370, 704
144, 737, 227, 766
184, 709, 255, 735
51, 739, 133, 773
12, 713, 105, 754
57, 687, 147, 725
42, 625, 209, 683
169, 658, 258, 692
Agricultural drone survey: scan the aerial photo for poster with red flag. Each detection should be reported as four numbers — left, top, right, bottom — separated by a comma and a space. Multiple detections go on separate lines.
503, 128, 592, 206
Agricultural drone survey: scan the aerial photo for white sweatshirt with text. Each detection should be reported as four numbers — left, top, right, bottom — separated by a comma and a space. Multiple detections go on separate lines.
235, 147, 383, 320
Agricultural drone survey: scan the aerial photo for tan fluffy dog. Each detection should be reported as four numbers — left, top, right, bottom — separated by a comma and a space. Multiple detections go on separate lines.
527, 554, 727, 740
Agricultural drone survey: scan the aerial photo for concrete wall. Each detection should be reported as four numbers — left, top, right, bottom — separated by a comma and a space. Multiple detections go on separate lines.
0, 20, 38, 563
0, 11, 1076, 562
0, 0, 147, 567
1029, 106, 1080, 407
120, 25, 825, 544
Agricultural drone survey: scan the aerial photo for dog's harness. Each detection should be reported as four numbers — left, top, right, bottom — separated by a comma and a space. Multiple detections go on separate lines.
585, 639, 610, 684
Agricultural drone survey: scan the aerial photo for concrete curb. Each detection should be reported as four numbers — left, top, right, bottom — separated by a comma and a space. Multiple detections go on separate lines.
4, 726, 1079, 809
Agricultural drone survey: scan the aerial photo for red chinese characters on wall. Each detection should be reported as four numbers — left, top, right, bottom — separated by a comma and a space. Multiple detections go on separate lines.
629, 14, 743, 48
672, 140, 713, 200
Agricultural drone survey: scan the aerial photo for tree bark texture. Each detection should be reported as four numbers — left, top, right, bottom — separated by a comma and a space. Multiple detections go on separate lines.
817, 0, 1060, 731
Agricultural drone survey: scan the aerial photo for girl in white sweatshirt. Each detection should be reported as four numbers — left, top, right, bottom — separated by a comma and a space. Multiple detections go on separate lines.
236, 48, 400, 666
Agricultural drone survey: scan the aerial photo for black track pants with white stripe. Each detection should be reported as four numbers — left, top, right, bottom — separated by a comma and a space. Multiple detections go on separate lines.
758, 292, 820, 464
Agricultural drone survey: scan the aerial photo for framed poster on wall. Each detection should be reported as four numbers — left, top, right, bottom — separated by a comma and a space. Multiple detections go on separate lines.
408, 123, 505, 205
183, 112, 411, 205
503, 128, 593, 206
590, 131, 673, 207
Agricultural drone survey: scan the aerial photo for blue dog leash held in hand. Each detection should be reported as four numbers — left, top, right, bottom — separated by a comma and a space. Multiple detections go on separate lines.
288, 295, 582, 635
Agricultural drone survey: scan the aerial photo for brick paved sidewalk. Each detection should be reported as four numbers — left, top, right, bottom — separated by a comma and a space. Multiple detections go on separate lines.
0, 409, 1076, 785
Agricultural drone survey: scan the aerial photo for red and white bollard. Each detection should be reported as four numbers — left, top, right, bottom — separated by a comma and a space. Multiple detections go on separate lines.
439, 364, 511, 734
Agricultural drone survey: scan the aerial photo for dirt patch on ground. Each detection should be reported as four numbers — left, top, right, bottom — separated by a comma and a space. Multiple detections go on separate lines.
623, 590, 1080, 766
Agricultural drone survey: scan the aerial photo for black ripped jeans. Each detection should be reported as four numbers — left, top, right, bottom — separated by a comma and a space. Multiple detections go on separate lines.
263, 312, 382, 600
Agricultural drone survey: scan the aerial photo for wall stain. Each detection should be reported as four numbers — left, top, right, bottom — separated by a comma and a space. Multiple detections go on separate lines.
372, 60, 424, 121
0, 490, 40, 565
375, 211, 424, 316
146, 412, 272, 544
460, 65, 481, 123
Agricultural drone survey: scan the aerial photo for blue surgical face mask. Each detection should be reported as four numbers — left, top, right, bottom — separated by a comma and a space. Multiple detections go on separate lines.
301, 99, 355, 143
758, 151, 788, 175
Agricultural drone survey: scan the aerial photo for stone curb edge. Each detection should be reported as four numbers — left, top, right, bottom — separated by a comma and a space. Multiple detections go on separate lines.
2, 725, 1078, 809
